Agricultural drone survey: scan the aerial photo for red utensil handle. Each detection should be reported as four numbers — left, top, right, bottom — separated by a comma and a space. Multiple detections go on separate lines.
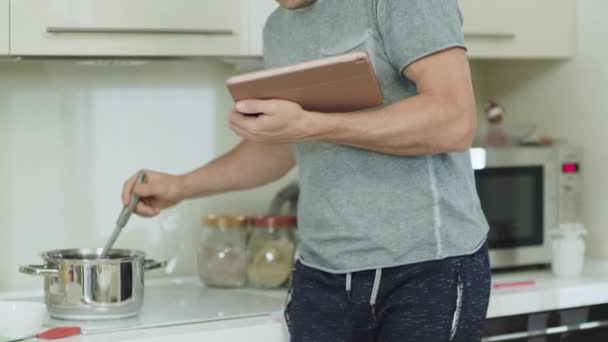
36, 327, 81, 340
493, 280, 537, 289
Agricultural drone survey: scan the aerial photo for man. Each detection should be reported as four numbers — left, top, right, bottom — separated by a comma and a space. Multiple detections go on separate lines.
123, 0, 491, 341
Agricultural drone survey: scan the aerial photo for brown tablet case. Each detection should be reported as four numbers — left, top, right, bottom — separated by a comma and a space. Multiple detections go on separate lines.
226, 51, 384, 113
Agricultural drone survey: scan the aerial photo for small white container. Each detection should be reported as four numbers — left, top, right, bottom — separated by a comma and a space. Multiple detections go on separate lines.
0, 301, 47, 339
551, 223, 586, 278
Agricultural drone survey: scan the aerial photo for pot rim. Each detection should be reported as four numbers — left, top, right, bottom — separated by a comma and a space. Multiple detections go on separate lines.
41, 248, 147, 264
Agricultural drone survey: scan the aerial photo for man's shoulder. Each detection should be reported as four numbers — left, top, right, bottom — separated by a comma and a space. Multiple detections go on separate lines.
262, 6, 285, 40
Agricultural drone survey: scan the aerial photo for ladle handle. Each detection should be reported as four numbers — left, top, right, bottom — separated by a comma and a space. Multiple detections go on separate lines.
116, 170, 147, 228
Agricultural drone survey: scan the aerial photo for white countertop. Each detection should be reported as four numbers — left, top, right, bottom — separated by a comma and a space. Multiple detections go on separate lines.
5, 260, 608, 340
26, 315, 287, 342
488, 259, 608, 318
0, 278, 289, 342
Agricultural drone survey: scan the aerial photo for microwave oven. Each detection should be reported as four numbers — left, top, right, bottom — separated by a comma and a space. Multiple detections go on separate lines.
470, 145, 583, 269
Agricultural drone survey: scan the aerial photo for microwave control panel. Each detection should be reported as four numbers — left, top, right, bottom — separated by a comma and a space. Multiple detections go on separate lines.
557, 145, 583, 223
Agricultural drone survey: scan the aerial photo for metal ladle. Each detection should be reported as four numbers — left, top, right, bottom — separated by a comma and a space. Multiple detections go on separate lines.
100, 170, 147, 258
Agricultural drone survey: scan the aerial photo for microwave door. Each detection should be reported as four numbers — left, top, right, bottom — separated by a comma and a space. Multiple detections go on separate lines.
475, 166, 544, 254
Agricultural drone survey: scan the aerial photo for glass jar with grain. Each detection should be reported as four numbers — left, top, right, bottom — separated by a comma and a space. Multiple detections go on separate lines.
197, 214, 248, 288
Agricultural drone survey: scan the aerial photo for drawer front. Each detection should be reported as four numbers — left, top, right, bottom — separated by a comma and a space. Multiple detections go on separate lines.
0, 0, 8, 54
460, 0, 575, 59
11, 0, 243, 56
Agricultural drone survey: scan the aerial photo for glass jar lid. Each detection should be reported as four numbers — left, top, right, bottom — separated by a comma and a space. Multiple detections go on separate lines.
202, 214, 248, 228
253, 216, 297, 229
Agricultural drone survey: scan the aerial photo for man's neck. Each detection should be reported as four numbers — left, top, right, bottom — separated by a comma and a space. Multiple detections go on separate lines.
290, 0, 316, 10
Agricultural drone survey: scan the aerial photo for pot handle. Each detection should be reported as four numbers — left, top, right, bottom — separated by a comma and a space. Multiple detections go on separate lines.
144, 259, 167, 271
19, 264, 59, 277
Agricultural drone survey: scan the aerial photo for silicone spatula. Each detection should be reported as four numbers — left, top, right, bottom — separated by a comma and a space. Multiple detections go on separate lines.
6, 327, 81, 341
100, 169, 147, 258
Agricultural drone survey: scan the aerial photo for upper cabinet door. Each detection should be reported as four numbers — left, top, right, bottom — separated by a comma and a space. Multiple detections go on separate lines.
244, 0, 278, 57
10, 0, 243, 56
0, 0, 8, 55
460, 0, 576, 59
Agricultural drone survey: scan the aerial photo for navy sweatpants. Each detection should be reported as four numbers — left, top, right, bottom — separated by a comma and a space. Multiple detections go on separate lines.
284, 242, 491, 342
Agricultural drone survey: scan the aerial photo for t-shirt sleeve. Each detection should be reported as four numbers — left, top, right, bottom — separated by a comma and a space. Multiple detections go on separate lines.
262, 7, 281, 69
376, 0, 466, 73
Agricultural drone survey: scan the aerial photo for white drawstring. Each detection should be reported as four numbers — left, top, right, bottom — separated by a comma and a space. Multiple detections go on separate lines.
370, 269, 382, 320
345, 269, 383, 321
345, 272, 352, 301
450, 271, 464, 341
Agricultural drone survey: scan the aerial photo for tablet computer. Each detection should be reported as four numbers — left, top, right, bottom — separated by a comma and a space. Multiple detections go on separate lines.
226, 51, 384, 113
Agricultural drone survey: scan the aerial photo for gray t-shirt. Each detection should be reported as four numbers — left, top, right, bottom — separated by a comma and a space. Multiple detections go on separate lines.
263, 0, 489, 273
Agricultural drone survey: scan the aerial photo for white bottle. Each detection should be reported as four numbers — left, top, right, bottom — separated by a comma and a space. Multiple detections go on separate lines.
551, 223, 587, 278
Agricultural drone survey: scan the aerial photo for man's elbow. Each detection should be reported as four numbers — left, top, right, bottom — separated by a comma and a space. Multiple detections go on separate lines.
448, 109, 476, 152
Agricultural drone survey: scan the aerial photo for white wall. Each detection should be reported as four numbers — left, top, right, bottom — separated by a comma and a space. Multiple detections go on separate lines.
480, 0, 608, 257
0, 60, 296, 291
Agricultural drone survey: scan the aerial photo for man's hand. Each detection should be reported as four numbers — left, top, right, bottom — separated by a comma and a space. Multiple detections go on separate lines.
122, 170, 185, 217
229, 99, 327, 144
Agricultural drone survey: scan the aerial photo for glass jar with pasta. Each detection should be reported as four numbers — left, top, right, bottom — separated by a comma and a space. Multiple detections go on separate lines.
247, 216, 297, 289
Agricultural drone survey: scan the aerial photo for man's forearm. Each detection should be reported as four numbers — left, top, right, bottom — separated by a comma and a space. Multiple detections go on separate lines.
178, 141, 295, 199
313, 92, 476, 156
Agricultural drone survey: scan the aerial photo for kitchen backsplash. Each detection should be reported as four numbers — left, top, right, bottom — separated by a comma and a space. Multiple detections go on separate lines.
0, 60, 297, 291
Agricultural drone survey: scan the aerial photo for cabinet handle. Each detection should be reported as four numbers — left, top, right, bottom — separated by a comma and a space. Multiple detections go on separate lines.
464, 31, 516, 39
46, 27, 234, 35
482, 319, 608, 341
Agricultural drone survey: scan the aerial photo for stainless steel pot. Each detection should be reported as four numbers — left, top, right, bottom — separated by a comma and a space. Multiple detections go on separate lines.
20, 248, 166, 320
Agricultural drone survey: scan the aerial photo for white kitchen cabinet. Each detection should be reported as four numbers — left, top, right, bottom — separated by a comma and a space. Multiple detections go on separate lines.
0, 0, 8, 55
10, 0, 244, 56
460, 0, 576, 59
242, 0, 278, 57
7, 0, 576, 59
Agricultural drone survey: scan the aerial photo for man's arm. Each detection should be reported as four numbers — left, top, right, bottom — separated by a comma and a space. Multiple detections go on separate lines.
230, 47, 477, 156
179, 140, 295, 199
317, 48, 476, 155
122, 140, 295, 216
